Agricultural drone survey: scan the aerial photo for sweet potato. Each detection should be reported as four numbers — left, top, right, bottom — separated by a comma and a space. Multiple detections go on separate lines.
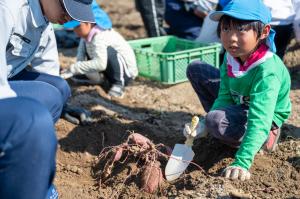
141, 161, 163, 193
113, 147, 123, 162
128, 133, 152, 149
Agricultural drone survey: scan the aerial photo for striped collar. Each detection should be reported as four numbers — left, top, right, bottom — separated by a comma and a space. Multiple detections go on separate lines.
227, 44, 274, 78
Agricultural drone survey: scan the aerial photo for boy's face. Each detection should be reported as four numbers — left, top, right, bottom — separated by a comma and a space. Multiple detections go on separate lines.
74, 23, 93, 39
40, 0, 72, 24
220, 21, 270, 62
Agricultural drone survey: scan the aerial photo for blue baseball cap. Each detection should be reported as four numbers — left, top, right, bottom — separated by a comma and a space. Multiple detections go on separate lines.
218, 0, 231, 9
209, 0, 276, 52
63, 0, 112, 29
62, 0, 95, 23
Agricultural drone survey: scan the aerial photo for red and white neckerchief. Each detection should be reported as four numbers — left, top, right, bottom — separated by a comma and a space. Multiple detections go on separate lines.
227, 44, 274, 78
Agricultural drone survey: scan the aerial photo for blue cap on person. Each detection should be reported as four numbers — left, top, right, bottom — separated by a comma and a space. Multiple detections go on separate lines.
209, 0, 276, 52
62, 0, 95, 23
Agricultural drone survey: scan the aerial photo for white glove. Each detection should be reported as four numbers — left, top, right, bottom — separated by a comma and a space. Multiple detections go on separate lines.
223, 166, 251, 181
60, 68, 74, 79
183, 118, 208, 139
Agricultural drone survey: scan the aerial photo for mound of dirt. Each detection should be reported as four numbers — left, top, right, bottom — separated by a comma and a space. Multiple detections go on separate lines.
55, 0, 300, 198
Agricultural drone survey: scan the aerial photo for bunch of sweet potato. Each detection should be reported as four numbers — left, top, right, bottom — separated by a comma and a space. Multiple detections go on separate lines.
97, 133, 171, 193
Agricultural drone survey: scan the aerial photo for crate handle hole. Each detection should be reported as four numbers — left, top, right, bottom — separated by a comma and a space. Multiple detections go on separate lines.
141, 44, 151, 48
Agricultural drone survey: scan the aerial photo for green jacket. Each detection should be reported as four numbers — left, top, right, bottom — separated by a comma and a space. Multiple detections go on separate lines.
211, 52, 291, 169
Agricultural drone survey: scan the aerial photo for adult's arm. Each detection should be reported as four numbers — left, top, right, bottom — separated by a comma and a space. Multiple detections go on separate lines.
0, 3, 17, 99
30, 24, 60, 76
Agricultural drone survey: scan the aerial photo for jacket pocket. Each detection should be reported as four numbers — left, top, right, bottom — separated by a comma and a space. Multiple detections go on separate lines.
9, 34, 32, 57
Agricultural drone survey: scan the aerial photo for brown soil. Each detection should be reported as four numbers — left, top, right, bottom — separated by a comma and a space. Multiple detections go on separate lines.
56, 0, 300, 198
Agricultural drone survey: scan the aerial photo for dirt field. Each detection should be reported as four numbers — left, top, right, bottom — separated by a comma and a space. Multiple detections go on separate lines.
55, 0, 300, 198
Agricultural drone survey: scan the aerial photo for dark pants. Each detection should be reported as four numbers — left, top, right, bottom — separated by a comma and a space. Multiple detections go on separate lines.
104, 46, 132, 87
187, 61, 277, 147
165, 0, 203, 40
272, 24, 293, 59
186, 61, 220, 112
135, 0, 166, 37
0, 97, 57, 199
9, 69, 71, 123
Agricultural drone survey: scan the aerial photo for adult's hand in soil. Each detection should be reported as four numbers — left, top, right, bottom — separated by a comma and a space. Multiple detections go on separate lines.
223, 166, 251, 181
61, 104, 93, 125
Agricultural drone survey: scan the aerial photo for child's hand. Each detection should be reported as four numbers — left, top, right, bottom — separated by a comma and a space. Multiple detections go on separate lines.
223, 166, 251, 181
60, 68, 74, 79
183, 118, 207, 139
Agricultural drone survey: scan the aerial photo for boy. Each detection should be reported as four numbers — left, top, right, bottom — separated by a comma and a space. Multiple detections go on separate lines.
184, 0, 291, 181
0, 0, 94, 198
61, 1, 138, 98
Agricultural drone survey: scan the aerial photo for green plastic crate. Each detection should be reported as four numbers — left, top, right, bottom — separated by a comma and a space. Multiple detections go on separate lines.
129, 36, 222, 84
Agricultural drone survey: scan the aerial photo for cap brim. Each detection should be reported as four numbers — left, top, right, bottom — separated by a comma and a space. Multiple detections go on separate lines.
63, 0, 95, 23
63, 20, 80, 29
210, 11, 258, 22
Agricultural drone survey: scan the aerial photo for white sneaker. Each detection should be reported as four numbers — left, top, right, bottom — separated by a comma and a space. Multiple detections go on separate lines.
108, 84, 125, 98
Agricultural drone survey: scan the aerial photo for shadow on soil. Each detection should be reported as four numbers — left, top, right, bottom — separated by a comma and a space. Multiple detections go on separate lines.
58, 81, 196, 155
58, 108, 183, 155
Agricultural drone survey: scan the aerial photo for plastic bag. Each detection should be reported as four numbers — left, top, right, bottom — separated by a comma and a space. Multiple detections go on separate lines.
196, 11, 220, 43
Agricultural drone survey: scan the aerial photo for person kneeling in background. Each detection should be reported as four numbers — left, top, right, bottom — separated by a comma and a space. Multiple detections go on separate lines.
61, 1, 138, 98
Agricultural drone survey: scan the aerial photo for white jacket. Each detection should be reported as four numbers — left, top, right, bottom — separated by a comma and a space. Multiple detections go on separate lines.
263, 0, 296, 25
0, 0, 59, 99
263, 0, 300, 42
70, 28, 138, 78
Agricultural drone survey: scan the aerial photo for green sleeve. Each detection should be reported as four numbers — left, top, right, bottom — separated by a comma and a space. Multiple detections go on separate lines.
211, 60, 234, 110
231, 74, 280, 170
